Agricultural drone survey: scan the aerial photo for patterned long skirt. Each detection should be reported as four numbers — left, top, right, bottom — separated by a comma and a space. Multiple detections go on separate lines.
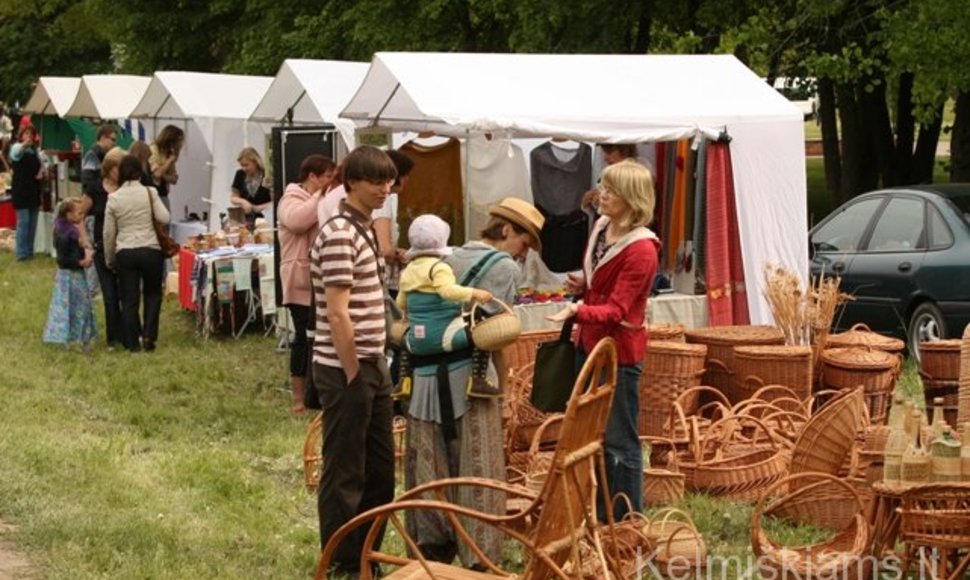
43, 269, 98, 345
404, 397, 506, 568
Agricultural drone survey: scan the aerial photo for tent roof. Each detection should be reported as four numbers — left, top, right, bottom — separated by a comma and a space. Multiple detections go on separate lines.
130, 71, 273, 120
65, 75, 152, 119
341, 52, 802, 141
251, 59, 369, 147
22, 77, 81, 116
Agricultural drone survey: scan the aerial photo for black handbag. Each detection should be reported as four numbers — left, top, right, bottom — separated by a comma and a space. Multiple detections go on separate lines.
530, 318, 577, 413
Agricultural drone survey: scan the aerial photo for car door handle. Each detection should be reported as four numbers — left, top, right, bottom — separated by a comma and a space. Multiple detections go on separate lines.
831, 261, 845, 273
898, 262, 912, 272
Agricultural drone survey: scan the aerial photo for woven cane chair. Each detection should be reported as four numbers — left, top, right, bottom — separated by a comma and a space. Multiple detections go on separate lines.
315, 338, 630, 579
898, 483, 970, 580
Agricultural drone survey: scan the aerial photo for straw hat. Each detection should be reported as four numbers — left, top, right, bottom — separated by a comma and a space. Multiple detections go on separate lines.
489, 197, 545, 251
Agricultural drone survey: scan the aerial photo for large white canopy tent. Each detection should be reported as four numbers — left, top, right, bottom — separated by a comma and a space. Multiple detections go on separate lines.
22, 77, 81, 116
65, 75, 152, 120
341, 52, 807, 324
130, 71, 273, 230
250, 59, 370, 152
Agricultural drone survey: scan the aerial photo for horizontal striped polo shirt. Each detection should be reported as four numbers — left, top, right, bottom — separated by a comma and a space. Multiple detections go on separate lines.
310, 201, 386, 367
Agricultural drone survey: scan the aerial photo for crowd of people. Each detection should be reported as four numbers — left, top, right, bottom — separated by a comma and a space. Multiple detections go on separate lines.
7, 122, 660, 576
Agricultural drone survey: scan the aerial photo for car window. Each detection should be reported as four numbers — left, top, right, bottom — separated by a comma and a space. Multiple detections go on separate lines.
866, 197, 924, 252
928, 204, 954, 249
811, 197, 883, 252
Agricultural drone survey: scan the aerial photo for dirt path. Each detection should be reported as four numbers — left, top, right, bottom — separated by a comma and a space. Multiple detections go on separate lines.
0, 522, 33, 580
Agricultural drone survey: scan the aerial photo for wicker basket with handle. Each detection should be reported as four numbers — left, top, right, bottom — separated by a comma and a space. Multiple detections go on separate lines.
920, 339, 963, 381
470, 299, 521, 352
731, 345, 813, 404
684, 325, 785, 395
639, 341, 707, 436
790, 388, 867, 478
826, 322, 905, 354
642, 437, 686, 506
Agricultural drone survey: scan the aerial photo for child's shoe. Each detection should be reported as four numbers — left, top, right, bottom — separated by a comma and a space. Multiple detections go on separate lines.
391, 349, 413, 400
466, 349, 501, 398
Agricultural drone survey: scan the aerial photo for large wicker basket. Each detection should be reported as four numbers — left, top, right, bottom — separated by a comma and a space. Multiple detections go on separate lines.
920, 339, 962, 381
790, 388, 867, 479
819, 347, 900, 424
684, 325, 785, 396
639, 341, 707, 436
826, 322, 905, 354
731, 345, 813, 404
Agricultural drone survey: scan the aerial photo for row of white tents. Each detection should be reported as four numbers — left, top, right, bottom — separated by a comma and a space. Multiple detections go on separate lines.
22, 54, 807, 324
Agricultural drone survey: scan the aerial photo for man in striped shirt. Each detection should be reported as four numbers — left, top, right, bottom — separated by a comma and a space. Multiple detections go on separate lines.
310, 145, 397, 578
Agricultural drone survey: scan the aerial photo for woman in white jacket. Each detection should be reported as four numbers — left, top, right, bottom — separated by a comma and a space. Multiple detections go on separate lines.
104, 155, 170, 352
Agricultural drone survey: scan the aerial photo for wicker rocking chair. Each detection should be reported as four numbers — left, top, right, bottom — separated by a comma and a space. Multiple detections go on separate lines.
314, 338, 636, 579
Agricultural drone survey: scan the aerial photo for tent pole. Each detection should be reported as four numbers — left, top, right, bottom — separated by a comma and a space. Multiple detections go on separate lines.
463, 129, 471, 244
372, 83, 401, 128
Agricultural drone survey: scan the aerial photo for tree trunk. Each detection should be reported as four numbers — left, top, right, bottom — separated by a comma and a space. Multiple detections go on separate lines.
894, 73, 916, 184
818, 77, 841, 202
862, 80, 897, 187
837, 82, 865, 201
950, 91, 970, 182
913, 105, 943, 183
631, 2, 653, 54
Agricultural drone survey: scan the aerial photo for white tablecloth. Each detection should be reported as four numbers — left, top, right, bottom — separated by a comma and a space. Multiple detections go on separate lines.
514, 292, 708, 332
171, 220, 208, 246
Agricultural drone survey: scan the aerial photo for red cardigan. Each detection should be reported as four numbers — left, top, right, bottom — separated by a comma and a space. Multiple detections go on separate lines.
575, 219, 660, 366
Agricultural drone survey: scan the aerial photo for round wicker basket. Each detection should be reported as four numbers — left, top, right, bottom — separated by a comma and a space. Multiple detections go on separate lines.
826, 323, 905, 354
684, 325, 785, 394
470, 299, 521, 351
648, 323, 686, 343
919, 339, 962, 381
731, 345, 813, 404
820, 347, 900, 424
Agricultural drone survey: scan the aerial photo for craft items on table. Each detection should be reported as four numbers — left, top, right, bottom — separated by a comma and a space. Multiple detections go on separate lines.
184, 243, 275, 338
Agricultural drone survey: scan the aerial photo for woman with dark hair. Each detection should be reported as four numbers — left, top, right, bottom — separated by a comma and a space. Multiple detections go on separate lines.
277, 154, 337, 414
9, 125, 44, 261
149, 125, 185, 208
128, 141, 154, 187
104, 155, 170, 352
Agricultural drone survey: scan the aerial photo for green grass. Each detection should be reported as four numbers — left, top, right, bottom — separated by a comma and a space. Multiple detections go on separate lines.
0, 251, 926, 579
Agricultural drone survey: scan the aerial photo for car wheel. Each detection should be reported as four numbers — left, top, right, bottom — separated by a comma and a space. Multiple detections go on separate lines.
907, 302, 947, 363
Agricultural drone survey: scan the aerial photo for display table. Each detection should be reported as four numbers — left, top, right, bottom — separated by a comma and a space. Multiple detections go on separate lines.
513, 292, 708, 332
171, 220, 208, 246
179, 245, 276, 338
869, 481, 970, 560
0, 199, 15, 229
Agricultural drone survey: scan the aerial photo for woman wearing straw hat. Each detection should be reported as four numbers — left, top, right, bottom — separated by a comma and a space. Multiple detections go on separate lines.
404, 196, 543, 570
548, 159, 660, 521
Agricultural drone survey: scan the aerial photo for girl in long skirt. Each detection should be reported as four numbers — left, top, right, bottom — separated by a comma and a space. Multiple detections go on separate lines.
43, 199, 97, 350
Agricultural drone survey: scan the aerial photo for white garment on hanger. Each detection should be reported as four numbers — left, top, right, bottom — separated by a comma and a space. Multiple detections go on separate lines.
460, 135, 531, 238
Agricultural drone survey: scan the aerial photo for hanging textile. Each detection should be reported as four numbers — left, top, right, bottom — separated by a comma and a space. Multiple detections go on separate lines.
653, 142, 666, 237
705, 141, 749, 325
399, 138, 464, 246
667, 139, 689, 272
530, 141, 592, 272
692, 139, 709, 285
461, 135, 531, 238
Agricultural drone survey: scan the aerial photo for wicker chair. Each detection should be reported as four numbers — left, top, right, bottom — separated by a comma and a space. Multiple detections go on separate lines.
303, 413, 407, 494
898, 483, 970, 580
315, 338, 642, 579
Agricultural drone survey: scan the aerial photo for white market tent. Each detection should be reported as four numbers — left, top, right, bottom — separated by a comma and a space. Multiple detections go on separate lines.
130, 71, 273, 230
341, 52, 808, 325
65, 75, 152, 119
250, 59, 370, 151
22, 77, 81, 116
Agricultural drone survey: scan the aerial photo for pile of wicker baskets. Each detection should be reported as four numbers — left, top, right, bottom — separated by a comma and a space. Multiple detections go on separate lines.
684, 325, 786, 401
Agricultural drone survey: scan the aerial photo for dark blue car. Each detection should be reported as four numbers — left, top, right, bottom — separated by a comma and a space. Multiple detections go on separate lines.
810, 184, 970, 359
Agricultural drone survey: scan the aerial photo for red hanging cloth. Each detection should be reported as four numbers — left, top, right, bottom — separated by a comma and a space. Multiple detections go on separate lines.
704, 141, 749, 325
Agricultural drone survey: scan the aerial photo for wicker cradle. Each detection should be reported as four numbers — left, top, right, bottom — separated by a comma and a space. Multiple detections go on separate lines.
731, 345, 813, 404
920, 339, 963, 382
684, 325, 785, 397
639, 341, 707, 436
819, 347, 900, 424
826, 322, 905, 354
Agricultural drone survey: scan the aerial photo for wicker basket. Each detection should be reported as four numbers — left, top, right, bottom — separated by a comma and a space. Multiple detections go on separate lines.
470, 299, 521, 351
731, 345, 813, 404
819, 347, 900, 424
303, 413, 323, 493
960, 324, 970, 425
763, 471, 863, 530
752, 472, 871, 580
500, 328, 560, 372
920, 339, 963, 381
826, 322, 905, 354
790, 388, 867, 479
642, 507, 698, 543
639, 341, 707, 436
648, 323, 686, 343
684, 325, 785, 395
643, 439, 686, 506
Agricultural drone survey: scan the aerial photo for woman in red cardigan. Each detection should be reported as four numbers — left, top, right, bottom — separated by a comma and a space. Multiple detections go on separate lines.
549, 158, 659, 520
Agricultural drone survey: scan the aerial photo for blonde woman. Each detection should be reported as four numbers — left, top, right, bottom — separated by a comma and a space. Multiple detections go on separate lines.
548, 159, 660, 521
229, 147, 271, 226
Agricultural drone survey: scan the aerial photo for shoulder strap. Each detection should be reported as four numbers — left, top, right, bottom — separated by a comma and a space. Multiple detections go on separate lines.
321, 213, 385, 283
458, 250, 509, 287
146, 186, 157, 222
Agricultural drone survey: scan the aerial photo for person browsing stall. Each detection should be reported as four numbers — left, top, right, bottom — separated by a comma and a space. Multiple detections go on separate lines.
310, 145, 397, 578
229, 147, 272, 226
547, 159, 660, 522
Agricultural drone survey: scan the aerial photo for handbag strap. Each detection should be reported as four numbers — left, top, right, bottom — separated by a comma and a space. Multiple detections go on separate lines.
321, 213, 385, 285
146, 186, 158, 222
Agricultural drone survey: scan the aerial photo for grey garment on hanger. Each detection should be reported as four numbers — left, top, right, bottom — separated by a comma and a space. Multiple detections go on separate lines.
529, 141, 593, 216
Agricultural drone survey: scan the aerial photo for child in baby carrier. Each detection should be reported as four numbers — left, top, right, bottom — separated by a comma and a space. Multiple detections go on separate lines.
392, 214, 499, 399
